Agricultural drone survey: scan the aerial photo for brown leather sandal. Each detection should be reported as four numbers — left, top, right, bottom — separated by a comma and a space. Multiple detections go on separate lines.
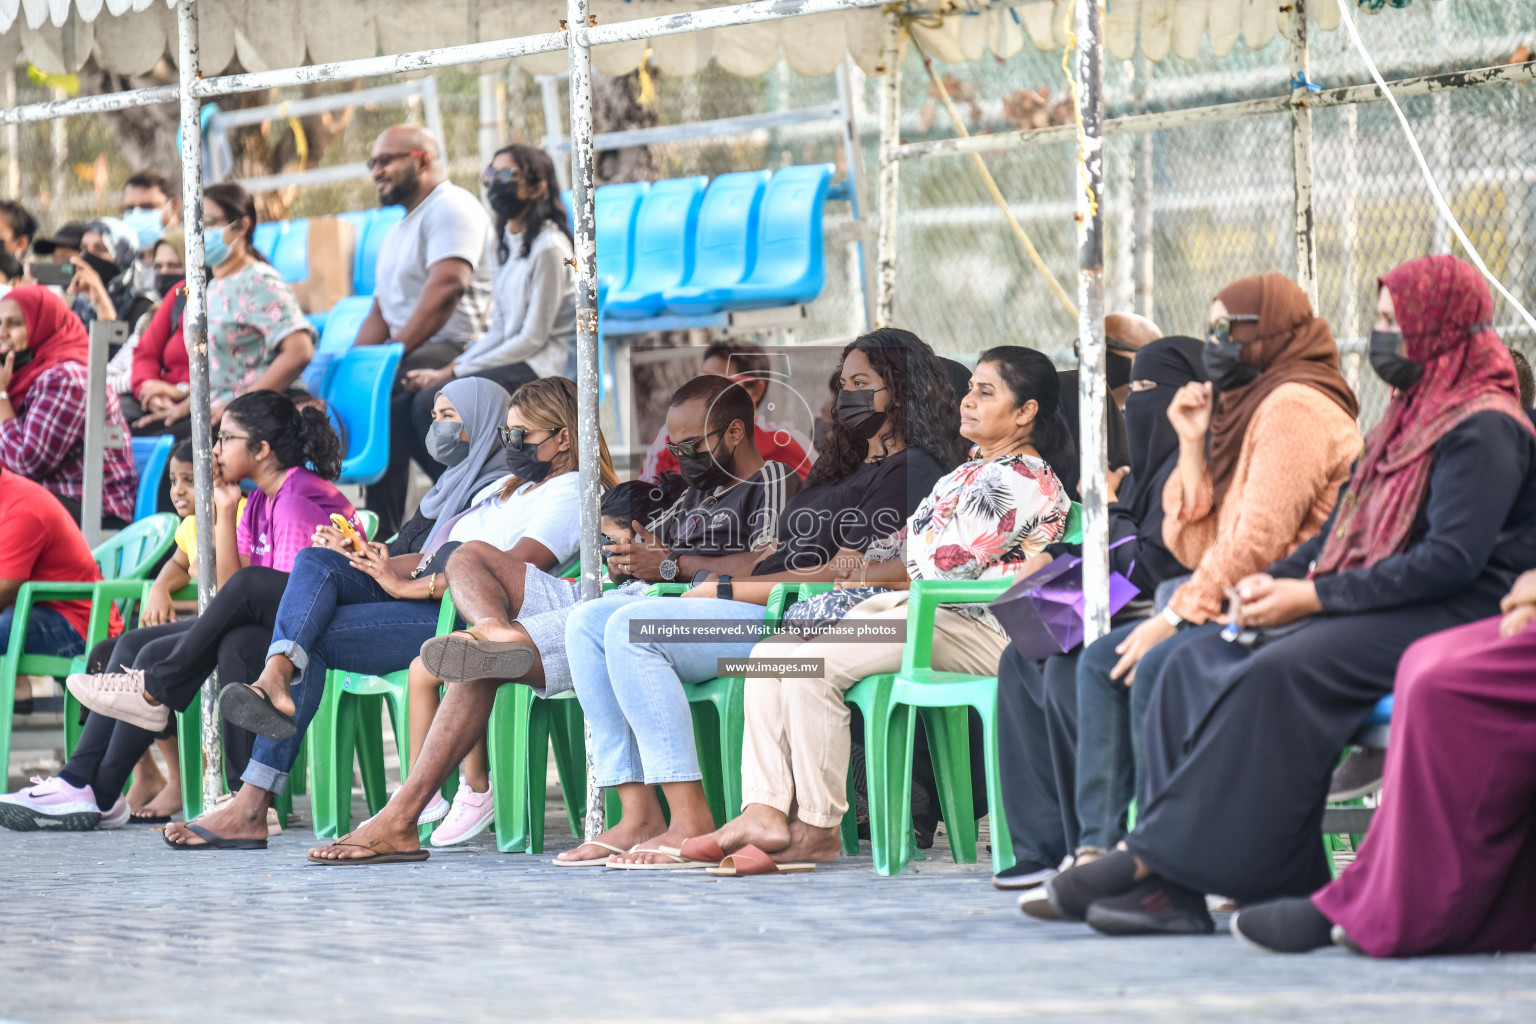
419, 630, 537, 683
307, 832, 430, 865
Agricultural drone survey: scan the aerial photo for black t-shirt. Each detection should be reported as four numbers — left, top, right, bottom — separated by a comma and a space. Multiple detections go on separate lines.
648, 460, 795, 559
752, 447, 947, 576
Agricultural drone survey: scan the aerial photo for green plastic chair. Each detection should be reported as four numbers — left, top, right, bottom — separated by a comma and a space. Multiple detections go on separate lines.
866, 577, 1017, 876
5, 515, 179, 775
486, 685, 588, 853
175, 691, 305, 825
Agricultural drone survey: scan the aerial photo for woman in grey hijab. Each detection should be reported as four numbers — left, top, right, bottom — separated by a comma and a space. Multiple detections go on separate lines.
387, 375, 514, 558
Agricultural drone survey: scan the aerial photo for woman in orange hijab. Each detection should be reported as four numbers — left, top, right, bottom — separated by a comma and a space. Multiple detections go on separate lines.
0, 285, 136, 525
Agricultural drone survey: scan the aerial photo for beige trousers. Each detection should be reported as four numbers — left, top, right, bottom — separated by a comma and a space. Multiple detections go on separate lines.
739, 591, 1011, 828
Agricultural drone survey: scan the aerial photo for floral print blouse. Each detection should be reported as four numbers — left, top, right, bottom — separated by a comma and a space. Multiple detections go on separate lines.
782, 452, 1071, 635
205, 262, 312, 404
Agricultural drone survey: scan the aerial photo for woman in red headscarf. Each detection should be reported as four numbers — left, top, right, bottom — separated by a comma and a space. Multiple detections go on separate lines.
1040, 255, 1536, 939
0, 285, 136, 525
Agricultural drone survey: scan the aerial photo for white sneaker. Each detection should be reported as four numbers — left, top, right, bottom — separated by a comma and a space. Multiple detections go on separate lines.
0, 776, 102, 831
417, 792, 450, 826
66, 669, 169, 733
97, 795, 130, 830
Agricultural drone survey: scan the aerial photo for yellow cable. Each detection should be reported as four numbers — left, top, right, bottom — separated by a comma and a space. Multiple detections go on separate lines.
907, 24, 1078, 319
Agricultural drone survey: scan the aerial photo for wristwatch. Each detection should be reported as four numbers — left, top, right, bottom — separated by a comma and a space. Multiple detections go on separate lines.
659, 552, 679, 581
717, 575, 733, 602
0, 390, 8, 403
1161, 606, 1184, 629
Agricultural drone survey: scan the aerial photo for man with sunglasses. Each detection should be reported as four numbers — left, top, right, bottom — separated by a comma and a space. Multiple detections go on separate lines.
353, 125, 496, 535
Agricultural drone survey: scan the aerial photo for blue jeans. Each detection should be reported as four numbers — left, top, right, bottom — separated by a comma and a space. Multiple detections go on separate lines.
0, 605, 85, 659
567, 594, 765, 787
245, 546, 441, 794
1073, 620, 1217, 852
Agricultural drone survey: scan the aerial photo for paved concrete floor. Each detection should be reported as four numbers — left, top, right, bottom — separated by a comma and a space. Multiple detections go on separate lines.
3, 791, 1535, 1024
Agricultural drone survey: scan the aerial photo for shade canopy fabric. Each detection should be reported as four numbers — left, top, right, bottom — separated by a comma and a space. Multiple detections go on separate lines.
0, 0, 1391, 79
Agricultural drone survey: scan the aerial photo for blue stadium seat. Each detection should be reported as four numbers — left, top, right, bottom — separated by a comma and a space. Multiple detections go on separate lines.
252, 221, 284, 262
604, 177, 708, 319
354, 206, 404, 296
594, 182, 649, 295
321, 343, 404, 486
130, 435, 175, 522
270, 218, 310, 284
1364, 694, 1393, 727
665, 164, 833, 315
658, 170, 769, 316
301, 295, 375, 393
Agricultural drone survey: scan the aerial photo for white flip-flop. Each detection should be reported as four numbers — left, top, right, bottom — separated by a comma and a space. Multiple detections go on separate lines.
604, 845, 714, 870
550, 840, 628, 867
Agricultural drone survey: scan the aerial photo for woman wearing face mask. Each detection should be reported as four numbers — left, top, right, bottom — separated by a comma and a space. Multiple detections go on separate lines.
396, 145, 576, 486
68, 218, 155, 331
1049, 276, 1362, 878
994, 336, 1207, 892
110, 233, 187, 426
0, 285, 137, 526
1045, 255, 1536, 939
168, 377, 608, 850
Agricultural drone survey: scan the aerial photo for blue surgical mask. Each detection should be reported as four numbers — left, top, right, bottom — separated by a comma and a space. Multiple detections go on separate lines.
123, 207, 165, 250
202, 225, 232, 268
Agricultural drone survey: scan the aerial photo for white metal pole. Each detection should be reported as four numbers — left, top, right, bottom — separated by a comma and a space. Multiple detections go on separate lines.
177, 0, 222, 813
80, 321, 116, 549
1076, 0, 1110, 646
538, 74, 572, 189
835, 56, 874, 332
875, 11, 902, 328
1131, 51, 1154, 321
49, 89, 67, 215
566, 0, 605, 841
1287, 0, 1317, 308
478, 73, 504, 173
3, 72, 18, 198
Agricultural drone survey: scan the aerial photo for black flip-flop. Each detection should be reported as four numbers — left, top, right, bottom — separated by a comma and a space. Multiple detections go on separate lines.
219, 684, 297, 741
419, 631, 536, 683
129, 812, 173, 825
163, 820, 268, 850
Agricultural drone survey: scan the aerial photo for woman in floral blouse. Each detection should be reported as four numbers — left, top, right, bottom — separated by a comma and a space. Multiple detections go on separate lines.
684, 345, 1075, 870
130, 183, 313, 435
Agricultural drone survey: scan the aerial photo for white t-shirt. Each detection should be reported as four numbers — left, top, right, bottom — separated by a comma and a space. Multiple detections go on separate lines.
447, 471, 581, 563
373, 181, 495, 346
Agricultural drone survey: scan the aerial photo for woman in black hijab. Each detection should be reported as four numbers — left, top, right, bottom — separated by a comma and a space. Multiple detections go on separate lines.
993, 336, 1207, 889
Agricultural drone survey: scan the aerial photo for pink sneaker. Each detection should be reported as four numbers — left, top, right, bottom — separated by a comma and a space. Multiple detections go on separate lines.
0, 776, 102, 831
417, 792, 450, 826
429, 781, 494, 847
66, 669, 169, 733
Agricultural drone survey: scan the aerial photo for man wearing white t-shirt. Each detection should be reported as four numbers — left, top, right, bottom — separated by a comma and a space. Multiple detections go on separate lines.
355, 125, 496, 534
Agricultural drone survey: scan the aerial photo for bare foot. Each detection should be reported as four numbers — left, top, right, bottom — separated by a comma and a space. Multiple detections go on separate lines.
609, 822, 717, 866
136, 781, 183, 820
710, 803, 792, 856
469, 620, 526, 644
247, 658, 297, 720
773, 819, 842, 864
124, 757, 167, 811
308, 806, 419, 861
553, 811, 665, 864
163, 789, 269, 846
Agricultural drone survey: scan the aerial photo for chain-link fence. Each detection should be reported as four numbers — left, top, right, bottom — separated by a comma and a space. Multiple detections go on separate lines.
2, 1, 1530, 431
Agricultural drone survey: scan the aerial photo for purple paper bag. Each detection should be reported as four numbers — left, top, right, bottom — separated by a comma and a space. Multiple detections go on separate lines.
989, 553, 1140, 660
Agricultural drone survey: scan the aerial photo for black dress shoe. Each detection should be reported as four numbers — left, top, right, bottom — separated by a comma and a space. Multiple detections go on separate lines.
1042, 849, 1139, 921
1230, 897, 1333, 954
1085, 878, 1215, 936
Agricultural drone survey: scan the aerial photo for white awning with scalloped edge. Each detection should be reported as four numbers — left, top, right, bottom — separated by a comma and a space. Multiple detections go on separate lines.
0, 0, 1393, 80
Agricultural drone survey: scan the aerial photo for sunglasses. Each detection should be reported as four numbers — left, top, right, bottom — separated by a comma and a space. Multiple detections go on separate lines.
482, 166, 522, 187
365, 150, 426, 172
498, 425, 553, 450
665, 429, 722, 459
1207, 314, 1262, 346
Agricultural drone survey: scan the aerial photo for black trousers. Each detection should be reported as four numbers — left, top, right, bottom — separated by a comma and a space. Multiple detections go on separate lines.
62, 615, 269, 806
1128, 580, 1504, 905
996, 646, 1081, 872
364, 340, 465, 537
143, 566, 288, 712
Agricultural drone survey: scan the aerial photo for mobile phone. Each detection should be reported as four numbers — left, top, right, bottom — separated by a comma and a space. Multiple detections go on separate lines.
28, 261, 75, 288
1220, 587, 1244, 643
330, 513, 365, 553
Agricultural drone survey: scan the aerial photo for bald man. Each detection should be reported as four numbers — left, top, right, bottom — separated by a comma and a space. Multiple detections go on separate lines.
1056, 312, 1164, 497
356, 125, 497, 534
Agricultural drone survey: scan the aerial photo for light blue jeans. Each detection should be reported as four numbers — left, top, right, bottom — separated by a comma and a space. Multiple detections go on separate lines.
566, 594, 766, 787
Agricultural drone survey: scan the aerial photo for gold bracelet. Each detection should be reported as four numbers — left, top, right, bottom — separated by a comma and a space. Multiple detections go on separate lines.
428, 572, 437, 599
859, 561, 869, 586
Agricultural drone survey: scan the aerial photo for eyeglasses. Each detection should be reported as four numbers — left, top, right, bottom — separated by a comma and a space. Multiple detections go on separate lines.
498, 425, 553, 450
213, 432, 250, 447
665, 429, 723, 459
481, 167, 522, 187
365, 151, 427, 172
1207, 314, 1261, 346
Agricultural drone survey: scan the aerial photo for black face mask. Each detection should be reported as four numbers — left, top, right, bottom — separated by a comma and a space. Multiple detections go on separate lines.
835, 387, 889, 441
1107, 352, 1133, 392
677, 434, 736, 492
82, 252, 122, 288
5, 348, 34, 371
1369, 329, 1423, 392
504, 436, 554, 483
154, 272, 184, 297
1202, 340, 1260, 392
488, 183, 531, 222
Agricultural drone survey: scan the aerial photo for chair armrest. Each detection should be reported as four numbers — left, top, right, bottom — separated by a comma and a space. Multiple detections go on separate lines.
902, 578, 1016, 674
764, 582, 834, 628
643, 583, 690, 597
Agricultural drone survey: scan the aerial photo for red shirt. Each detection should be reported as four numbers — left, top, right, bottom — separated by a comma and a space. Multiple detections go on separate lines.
0, 469, 118, 641
130, 285, 190, 400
